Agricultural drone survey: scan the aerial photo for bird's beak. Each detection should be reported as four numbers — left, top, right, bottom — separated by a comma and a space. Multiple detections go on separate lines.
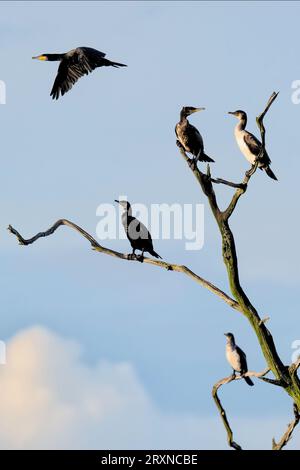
193, 107, 205, 113
228, 111, 235, 115
114, 200, 120, 204
32, 55, 47, 61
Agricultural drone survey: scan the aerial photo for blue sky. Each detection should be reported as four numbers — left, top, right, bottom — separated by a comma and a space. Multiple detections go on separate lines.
0, 1, 300, 449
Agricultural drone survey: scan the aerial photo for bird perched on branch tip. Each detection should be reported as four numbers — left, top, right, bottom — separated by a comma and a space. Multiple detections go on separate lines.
228, 110, 277, 181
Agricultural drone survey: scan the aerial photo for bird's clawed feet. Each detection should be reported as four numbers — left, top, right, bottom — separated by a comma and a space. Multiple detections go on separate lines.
128, 253, 144, 262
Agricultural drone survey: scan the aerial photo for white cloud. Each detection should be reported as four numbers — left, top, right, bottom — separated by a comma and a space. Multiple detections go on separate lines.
0, 326, 298, 450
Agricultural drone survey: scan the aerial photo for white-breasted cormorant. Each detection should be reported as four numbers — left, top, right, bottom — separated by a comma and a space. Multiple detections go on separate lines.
228, 110, 277, 181
175, 106, 215, 164
32, 47, 127, 100
115, 200, 162, 259
224, 333, 254, 386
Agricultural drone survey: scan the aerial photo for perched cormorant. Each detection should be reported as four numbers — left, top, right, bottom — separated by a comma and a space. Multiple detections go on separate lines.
224, 333, 254, 386
115, 200, 162, 259
32, 47, 127, 100
228, 110, 277, 181
175, 106, 215, 164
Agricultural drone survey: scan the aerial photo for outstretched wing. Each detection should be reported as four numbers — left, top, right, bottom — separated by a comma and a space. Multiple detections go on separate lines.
244, 132, 271, 164
50, 47, 107, 100
78, 47, 107, 68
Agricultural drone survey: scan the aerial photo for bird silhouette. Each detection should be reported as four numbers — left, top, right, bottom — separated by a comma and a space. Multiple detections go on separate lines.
115, 200, 162, 259
33, 46, 127, 99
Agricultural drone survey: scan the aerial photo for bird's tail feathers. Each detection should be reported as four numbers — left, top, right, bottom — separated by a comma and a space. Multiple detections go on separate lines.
264, 166, 278, 181
150, 250, 162, 259
202, 153, 215, 163
105, 59, 127, 68
244, 376, 254, 386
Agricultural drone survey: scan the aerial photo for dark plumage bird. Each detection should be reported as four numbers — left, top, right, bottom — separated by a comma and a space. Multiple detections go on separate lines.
228, 110, 277, 181
115, 200, 162, 259
32, 47, 127, 100
224, 333, 254, 386
175, 106, 215, 163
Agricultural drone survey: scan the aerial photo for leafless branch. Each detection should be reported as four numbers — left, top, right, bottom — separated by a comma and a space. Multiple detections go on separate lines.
256, 91, 279, 148
210, 177, 246, 190
259, 376, 283, 387
212, 368, 270, 450
221, 161, 259, 220
177, 144, 220, 215
272, 403, 300, 450
7, 220, 240, 312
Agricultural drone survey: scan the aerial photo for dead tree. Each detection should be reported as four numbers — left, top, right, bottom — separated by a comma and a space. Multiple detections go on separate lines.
8, 92, 300, 450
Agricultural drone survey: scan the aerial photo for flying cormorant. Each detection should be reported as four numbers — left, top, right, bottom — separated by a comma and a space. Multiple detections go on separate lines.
32, 47, 127, 100
175, 106, 215, 164
224, 333, 254, 386
228, 110, 277, 180
115, 200, 162, 259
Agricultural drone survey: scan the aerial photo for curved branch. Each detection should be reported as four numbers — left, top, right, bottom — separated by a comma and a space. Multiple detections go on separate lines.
221, 162, 259, 220
177, 144, 220, 220
257, 91, 279, 148
272, 403, 300, 450
212, 368, 270, 450
210, 177, 246, 190
259, 377, 283, 387
7, 220, 240, 312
